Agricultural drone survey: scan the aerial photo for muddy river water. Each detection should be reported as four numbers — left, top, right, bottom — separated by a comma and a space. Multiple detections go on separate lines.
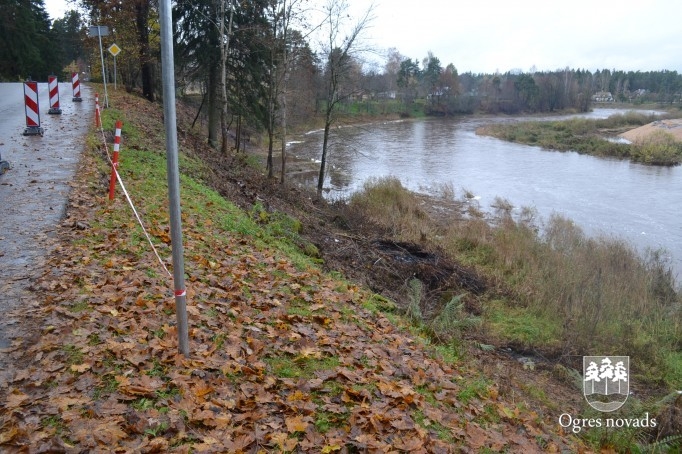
287, 109, 682, 279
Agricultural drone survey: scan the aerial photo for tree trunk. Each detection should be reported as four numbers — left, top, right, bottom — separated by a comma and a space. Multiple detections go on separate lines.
207, 65, 219, 147
219, 0, 234, 155
279, 92, 287, 184
135, 0, 154, 102
266, 88, 275, 177
318, 113, 332, 192
267, 127, 274, 177
235, 115, 241, 151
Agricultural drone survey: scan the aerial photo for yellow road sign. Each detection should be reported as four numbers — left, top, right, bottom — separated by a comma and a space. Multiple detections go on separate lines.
108, 43, 121, 57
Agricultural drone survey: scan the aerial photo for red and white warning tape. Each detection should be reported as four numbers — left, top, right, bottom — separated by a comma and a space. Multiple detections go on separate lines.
94, 102, 173, 280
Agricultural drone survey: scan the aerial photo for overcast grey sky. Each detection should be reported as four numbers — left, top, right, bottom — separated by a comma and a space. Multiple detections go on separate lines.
44, 0, 682, 74
350, 0, 682, 74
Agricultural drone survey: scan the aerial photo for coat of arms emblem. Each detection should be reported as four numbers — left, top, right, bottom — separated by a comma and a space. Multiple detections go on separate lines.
583, 356, 629, 412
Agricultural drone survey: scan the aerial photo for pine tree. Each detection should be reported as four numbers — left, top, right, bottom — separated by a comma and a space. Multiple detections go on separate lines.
0, 0, 56, 80
599, 357, 614, 395
613, 361, 628, 394
584, 361, 600, 394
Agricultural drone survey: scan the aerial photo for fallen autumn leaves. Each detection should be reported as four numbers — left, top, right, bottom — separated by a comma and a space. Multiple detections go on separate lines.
0, 92, 579, 452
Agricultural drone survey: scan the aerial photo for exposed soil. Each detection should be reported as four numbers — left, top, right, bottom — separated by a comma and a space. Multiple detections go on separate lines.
619, 118, 682, 142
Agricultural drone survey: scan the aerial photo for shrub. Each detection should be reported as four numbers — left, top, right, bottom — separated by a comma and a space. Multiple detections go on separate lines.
631, 130, 682, 165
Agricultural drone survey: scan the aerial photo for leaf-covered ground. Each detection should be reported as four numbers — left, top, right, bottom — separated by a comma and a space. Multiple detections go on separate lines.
0, 89, 583, 452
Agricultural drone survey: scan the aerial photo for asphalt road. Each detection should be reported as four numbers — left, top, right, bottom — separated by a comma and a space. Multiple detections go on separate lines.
0, 81, 92, 352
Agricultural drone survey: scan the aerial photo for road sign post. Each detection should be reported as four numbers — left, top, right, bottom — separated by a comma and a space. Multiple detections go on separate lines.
108, 43, 121, 90
89, 25, 110, 108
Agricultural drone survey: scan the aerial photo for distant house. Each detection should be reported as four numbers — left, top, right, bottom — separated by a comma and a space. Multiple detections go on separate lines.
376, 91, 397, 99
348, 89, 373, 101
593, 91, 614, 102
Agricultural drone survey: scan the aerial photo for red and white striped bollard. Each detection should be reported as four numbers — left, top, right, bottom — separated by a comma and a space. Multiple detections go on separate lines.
47, 75, 62, 115
109, 120, 123, 200
23, 80, 43, 136
94, 92, 101, 128
72, 72, 82, 102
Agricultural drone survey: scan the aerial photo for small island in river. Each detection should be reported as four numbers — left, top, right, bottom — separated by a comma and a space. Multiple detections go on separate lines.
476, 110, 682, 166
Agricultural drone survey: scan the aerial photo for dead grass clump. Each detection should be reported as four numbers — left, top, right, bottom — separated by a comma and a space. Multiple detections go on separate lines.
349, 177, 434, 241
478, 210, 681, 377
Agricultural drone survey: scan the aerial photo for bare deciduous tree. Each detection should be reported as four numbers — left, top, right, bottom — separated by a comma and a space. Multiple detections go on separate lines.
219, 0, 234, 154
264, 0, 304, 180
316, 0, 374, 193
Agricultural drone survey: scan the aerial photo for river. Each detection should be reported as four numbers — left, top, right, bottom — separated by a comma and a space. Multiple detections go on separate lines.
286, 108, 682, 279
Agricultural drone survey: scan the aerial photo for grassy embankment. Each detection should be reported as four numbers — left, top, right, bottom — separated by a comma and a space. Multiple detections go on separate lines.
254, 99, 681, 400
209, 96, 681, 448
245, 92, 682, 447
0, 90, 592, 451
350, 177, 682, 449
314, 105, 682, 391
477, 111, 682, 165
6, 85, 679, 450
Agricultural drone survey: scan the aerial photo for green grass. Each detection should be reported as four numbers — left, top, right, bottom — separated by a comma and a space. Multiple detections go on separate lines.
69, 300, 91, 313
314, 410, 349, 433
662, 352, 682, 386
107, 140, 320, 273
100, 107, 142, 143
265, 355, 340, 379
485, 301, 562, 349
456, 377, 491, 405
62, 345, 84, 366
287, 305, 313, 317
360, 293, 397, 313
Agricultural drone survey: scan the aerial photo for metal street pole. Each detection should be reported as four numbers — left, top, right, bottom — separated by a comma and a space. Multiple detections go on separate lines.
159, 0, 190, 357
89, 25, 110, 108
97, 27, 109, 108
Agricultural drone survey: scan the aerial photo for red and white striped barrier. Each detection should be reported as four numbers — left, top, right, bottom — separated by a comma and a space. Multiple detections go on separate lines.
94, 93, 101, 128
47, 75, 62, 115
72, 72, 82, 102
109, 120, 123, 200
23, 81, 43, 136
